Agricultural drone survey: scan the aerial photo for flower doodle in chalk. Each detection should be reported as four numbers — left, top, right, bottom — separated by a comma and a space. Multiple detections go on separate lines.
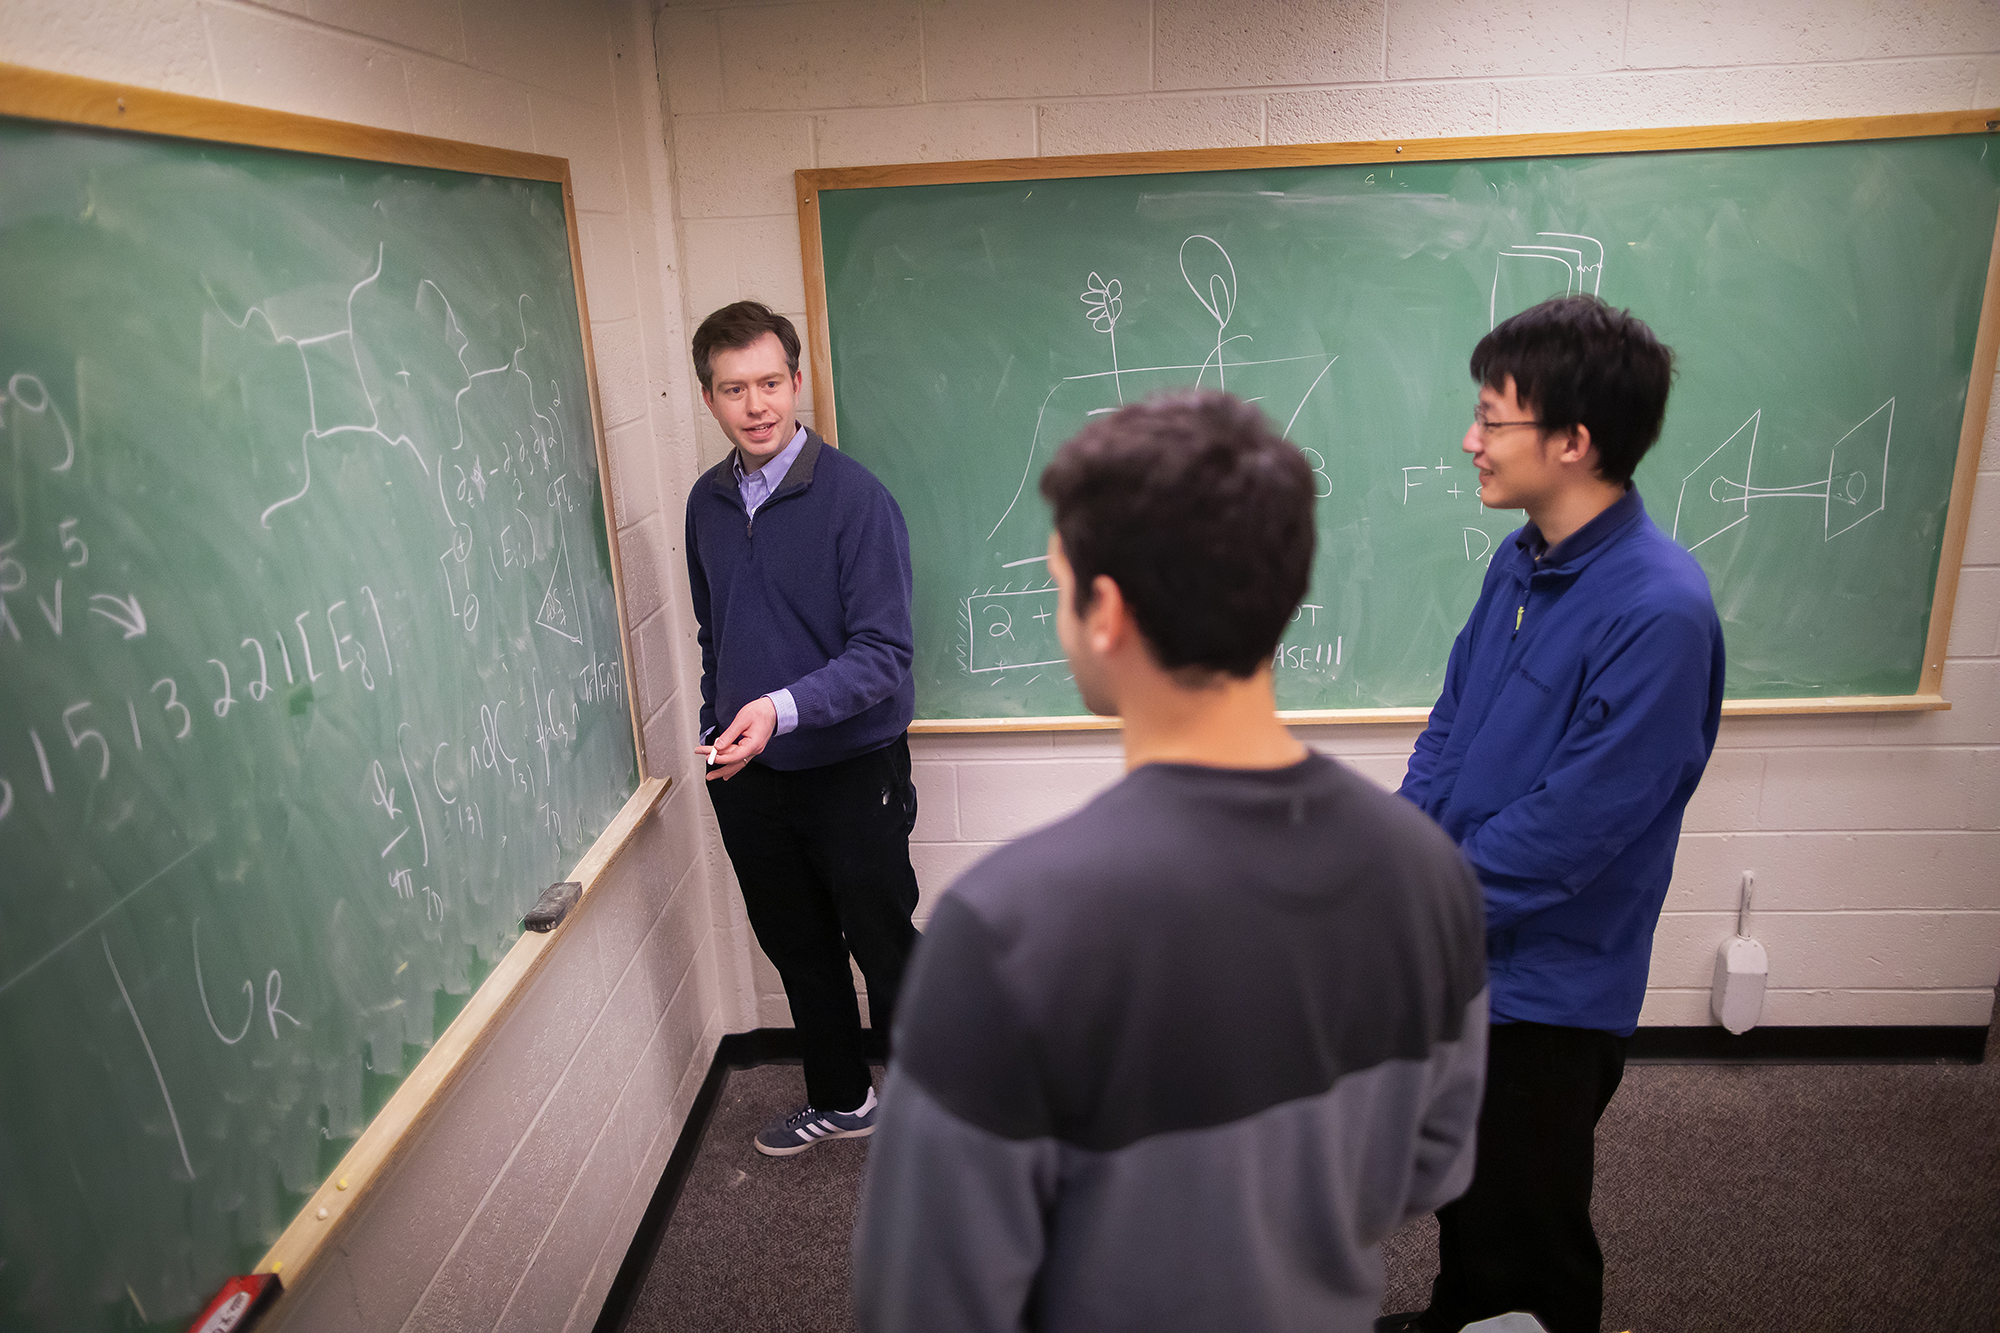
1080, 272, 1125, 404
1181, 235, 1239, 390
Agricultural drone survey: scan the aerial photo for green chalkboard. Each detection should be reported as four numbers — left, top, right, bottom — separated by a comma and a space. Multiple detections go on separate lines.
0, 102, 637, 1331
808, 124, 2000, 721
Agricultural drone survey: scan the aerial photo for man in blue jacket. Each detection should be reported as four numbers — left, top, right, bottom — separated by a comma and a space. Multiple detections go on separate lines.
1384, 296, 1725, 1333
684, 301, 920, 1155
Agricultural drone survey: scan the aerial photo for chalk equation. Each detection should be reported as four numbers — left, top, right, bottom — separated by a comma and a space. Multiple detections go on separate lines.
0, 232, 626, 1199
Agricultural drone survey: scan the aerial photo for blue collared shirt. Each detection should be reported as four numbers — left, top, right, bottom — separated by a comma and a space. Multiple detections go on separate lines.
728, 425, 808, 737
735, 424, 808, 519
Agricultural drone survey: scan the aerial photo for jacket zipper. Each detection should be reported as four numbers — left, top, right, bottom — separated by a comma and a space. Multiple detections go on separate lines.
734, 456, 807, 540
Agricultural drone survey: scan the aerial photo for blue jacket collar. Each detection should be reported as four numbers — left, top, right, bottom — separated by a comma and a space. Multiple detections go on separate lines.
1509, 487, 1646, 577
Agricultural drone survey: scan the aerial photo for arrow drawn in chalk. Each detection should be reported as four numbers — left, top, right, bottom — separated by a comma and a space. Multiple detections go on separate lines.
89, 592, 147, 639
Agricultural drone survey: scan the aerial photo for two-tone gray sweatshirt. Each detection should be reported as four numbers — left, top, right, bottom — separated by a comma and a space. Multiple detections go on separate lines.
853, 753, 1489, 1332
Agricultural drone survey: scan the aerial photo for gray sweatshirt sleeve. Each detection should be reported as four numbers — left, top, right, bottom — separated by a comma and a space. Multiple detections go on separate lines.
851, 1070, 1060, 1333
1401, 990, 1489, 1224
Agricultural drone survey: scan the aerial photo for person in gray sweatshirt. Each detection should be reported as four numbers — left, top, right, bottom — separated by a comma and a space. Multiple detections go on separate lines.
852, 389, 1489, 1333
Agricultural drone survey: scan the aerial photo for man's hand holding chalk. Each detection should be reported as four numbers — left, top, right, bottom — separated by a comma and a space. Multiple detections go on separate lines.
700, 741, 736, 781
698, 696, 779, 782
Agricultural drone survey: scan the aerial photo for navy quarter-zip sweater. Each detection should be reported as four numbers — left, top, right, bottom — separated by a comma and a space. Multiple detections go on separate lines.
685, 428, 915, 770
1399, 490, 1724, 1035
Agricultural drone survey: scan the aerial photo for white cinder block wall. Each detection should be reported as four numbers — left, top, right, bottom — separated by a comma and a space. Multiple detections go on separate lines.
3, 1, 726, 1329
10, 0, 1997, 1326
655, 0, 2000, 1033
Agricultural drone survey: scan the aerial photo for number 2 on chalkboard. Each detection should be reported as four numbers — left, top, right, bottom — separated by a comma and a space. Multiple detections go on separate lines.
241, 637, 271, 701
207, 660, 236, 717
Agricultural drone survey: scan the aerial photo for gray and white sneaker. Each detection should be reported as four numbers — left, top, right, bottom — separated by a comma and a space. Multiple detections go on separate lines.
753, 1088, 878, 1157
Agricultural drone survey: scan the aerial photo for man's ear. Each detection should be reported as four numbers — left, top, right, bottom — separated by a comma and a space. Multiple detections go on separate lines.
1555, 422, 1596, 469
1552, 422, 1600, 474
1084, 573, 1130, 655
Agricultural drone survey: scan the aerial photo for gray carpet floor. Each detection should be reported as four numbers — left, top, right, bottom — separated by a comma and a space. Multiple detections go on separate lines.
628, 1025, 2000, 1332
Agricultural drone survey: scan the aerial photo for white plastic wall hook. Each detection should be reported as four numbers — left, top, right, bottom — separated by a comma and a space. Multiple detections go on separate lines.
1710, 870, 1768, 1035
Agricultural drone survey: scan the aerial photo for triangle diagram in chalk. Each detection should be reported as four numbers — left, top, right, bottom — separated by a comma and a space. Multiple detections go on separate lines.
537, 527, 584, 645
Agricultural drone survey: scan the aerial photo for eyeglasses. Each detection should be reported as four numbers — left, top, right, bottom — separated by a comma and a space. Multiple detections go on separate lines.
1470, 410, 1545, 439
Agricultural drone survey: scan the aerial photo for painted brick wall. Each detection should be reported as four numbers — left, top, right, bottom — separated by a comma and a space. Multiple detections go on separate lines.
8, 1, 1995, 1327
2, 2, 726, 1328
655, 0, 2000, 1032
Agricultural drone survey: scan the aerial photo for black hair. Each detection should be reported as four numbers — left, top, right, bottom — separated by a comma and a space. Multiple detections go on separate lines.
691, 301, 801, 391
1039, 390, 1315, 681
1470, 294, 1676, 484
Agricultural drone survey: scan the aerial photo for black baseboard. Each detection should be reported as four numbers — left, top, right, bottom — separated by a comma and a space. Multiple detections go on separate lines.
1627, 1023, 1988, 1064
592, 1019, 1985, 1329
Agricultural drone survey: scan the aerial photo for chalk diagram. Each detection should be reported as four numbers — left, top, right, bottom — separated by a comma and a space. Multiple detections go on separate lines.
1482, 232, 1896, 552
965, 236, 1338, 683
1491, 232, 1604, 328
1671, 400, 1894, 552
212, 244, 585, 645
212, 243, 433, 527
536, 525, 584, 645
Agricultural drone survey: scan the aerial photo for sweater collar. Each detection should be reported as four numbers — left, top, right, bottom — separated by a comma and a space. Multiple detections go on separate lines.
773, 427, 823, 499
731, 423, 809, 497
705, 426, 825, 505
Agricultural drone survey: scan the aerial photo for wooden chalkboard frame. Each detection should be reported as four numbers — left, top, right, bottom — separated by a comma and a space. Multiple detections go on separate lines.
0, 62, 663, 1302
797, 110, 2000, 731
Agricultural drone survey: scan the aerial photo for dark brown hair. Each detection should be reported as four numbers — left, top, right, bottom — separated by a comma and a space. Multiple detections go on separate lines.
691, 301, 800, 391
1039, 390, 1315, 680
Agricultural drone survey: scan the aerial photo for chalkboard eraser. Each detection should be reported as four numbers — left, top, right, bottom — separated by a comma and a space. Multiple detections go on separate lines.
524, 881, 582, 932
186, 1272, 281, 1332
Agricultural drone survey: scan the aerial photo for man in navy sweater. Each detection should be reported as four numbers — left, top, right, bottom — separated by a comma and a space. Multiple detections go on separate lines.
1384, 297, 1725, 1333
684, 301, 919, 1155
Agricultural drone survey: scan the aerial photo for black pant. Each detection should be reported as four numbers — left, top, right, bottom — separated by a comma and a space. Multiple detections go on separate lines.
707, 735, 920, 1113
1423, 1021, 1628, 1333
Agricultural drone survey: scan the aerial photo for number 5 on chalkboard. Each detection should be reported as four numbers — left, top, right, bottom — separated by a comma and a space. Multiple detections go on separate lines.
62, 701, 108, 779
